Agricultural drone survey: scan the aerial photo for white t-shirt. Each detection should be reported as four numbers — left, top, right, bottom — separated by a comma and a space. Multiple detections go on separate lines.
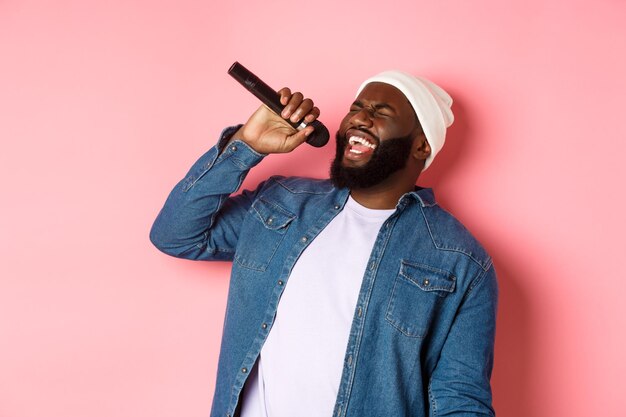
240, 196, 394, 417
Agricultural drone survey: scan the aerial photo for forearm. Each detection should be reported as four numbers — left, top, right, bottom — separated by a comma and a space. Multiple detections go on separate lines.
149, 125, 265, 260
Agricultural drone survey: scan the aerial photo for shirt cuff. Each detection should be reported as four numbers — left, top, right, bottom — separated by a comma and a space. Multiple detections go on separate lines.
214, 124, 266, 170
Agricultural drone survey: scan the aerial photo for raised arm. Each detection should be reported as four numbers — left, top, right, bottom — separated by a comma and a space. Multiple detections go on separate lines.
149, 88, 320, 261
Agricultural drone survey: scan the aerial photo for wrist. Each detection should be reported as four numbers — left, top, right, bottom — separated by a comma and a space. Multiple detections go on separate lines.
222, 126, 254, 151
229, 125, 266, 153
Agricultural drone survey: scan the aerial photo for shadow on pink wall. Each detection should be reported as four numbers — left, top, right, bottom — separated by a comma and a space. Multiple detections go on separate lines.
491, 256, 531, 416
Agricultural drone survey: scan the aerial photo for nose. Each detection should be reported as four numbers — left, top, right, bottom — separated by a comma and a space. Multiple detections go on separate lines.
350, 108, 374, 128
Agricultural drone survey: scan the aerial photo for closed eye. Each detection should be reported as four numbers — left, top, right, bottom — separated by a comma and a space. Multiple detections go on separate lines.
349, 102, 363, 112
373, 104, 396, 117
350, 100, 396, 117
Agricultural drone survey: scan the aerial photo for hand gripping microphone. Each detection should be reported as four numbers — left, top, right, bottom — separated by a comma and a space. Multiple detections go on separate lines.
228, 62, 329, 147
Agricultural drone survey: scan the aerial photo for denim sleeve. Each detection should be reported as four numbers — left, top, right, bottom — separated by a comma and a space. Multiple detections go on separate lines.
149, 125, 266, 261
428, 264, 498, 416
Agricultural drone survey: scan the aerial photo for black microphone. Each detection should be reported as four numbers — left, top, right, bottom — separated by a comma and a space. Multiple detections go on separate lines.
228, 61, 329, 148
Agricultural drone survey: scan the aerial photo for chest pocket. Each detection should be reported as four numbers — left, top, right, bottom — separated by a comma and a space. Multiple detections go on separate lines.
385, 261, 456, 338
234, 197, 296, 272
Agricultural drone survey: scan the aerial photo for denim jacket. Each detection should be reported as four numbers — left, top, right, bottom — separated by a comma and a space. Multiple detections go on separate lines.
150, 126, 497, 417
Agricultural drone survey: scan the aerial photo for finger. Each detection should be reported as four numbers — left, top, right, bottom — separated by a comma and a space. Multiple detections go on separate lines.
281, 92, 303, 119
304, 106, 320, 124
278, 87, 292, 106
281, 125, 314, 152
290, 98, 315, 124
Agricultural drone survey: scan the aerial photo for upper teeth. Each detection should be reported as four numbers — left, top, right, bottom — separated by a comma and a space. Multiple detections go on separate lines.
348, 136, 376, 149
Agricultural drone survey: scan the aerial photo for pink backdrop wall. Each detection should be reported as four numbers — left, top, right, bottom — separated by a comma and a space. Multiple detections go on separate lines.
1, 1, 625, 416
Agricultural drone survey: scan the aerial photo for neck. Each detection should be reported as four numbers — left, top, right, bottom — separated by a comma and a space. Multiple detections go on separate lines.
349, 173, 417, 209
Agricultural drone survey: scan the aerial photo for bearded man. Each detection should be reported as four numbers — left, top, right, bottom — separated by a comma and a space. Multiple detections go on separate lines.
150, 71, 498, 417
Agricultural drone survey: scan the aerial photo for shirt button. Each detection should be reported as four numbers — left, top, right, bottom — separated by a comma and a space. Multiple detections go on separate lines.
267, 218, 274, 225
334, 205, 340, 210
424, 279, 430, 286
242, 367, 248, 373
301, 236, 308, 243
262, 323, 268, 329
230, 145, 237, 151
357, 307, 362, 317
278, 280, 284, 286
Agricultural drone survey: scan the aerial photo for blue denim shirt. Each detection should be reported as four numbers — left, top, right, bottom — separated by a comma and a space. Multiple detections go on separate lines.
150, 126, 497, 417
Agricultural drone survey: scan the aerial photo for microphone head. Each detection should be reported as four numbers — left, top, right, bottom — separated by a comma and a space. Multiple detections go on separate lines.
306, 120, 330, 148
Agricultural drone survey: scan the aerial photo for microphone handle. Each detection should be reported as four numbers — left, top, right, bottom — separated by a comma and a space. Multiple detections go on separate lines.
228, 61, 329, 147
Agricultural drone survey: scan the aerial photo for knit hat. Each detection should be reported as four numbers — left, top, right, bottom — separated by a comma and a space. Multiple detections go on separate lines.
356, 71, 454, 171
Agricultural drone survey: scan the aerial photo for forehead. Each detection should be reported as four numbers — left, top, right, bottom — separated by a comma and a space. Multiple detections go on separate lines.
356, 82, 413, 112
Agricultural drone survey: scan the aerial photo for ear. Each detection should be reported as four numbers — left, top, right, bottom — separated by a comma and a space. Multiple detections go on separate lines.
411, 134, 431, 162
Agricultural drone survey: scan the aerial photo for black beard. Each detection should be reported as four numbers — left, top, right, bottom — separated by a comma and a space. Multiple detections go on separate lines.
330, 131, 414, 189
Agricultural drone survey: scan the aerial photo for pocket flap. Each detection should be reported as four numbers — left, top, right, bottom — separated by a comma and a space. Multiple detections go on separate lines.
399, 261, 456, 293
251, 198, 296, 231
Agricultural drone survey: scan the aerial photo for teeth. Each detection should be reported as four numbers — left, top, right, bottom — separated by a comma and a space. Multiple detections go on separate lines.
349, 149, 363, 154
348, 136, 376, 149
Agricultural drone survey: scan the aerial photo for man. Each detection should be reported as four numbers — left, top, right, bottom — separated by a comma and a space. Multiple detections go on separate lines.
150, 71, 497, 417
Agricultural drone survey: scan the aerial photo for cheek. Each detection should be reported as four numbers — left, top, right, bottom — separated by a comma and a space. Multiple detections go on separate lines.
338, 115, 352, 134
379, 119, 412, 139
376, 124, 397, 140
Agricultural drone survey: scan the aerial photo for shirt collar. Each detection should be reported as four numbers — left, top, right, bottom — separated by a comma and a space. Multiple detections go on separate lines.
399, 187, 437, 208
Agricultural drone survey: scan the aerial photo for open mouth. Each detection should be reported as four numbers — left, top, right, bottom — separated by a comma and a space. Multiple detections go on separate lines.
345, 130, 378, 157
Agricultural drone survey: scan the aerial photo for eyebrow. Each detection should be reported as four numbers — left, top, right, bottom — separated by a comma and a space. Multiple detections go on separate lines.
352, 100, 397, 112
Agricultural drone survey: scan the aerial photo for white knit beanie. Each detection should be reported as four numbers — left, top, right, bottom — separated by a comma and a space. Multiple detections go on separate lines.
356, 71, 454, 171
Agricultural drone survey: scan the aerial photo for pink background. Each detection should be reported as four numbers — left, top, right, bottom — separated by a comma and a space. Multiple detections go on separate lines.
1, 1, 625, 416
